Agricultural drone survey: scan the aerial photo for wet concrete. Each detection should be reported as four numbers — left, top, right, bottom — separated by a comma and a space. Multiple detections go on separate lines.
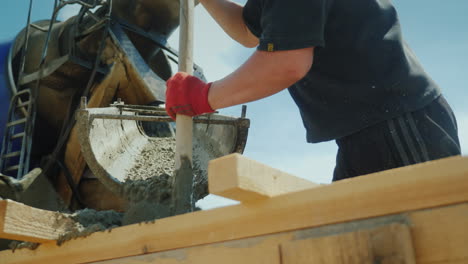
118, 136, 209, 224
56, 208, 123, 245
0, 116, 243, 249
0, 137, 205, 248
171, 156, 194, 215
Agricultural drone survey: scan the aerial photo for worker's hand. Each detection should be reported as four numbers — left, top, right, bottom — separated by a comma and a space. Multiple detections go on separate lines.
165, 72, 215, 120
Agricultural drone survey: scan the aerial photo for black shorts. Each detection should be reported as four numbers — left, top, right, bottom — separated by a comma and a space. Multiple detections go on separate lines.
333, 95, 461, 181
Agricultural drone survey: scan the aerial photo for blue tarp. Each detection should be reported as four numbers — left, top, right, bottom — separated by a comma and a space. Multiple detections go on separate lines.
0, 40, 14, 152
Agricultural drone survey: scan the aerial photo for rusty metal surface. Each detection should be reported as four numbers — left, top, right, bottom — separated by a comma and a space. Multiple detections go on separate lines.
109, 23, 167, 102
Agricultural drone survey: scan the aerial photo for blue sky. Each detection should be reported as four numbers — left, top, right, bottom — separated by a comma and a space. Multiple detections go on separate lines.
1, 1, 467, 208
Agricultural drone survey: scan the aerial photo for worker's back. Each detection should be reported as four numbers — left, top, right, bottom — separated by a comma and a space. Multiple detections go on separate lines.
288, 0, 440, 143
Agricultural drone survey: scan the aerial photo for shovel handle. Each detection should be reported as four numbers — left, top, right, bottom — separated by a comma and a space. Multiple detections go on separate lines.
175, 0, 195, 168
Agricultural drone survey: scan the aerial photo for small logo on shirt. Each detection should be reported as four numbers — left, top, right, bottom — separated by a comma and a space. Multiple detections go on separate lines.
267, 43, 274, 52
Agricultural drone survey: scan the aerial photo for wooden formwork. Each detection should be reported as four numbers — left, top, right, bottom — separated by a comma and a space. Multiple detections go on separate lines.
1, 154, 467, 264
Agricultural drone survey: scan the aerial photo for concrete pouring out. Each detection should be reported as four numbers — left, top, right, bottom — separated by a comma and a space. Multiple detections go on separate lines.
1, 135, 211, 249
119, 136, 208, 224
8, 208, 123, 250
0, 111, 245, 250
57, 136, 208, 241
68, 136, 208, 240
0, 0, 249, 251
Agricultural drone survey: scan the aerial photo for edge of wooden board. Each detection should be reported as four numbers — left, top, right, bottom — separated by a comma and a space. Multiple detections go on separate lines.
1, 156, 467, 264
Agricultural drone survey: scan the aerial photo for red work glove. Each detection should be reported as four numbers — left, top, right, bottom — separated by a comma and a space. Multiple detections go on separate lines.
165, 72, 215, 120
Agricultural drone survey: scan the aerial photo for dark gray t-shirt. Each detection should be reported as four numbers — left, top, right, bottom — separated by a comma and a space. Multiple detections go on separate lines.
243, 0, 440, 143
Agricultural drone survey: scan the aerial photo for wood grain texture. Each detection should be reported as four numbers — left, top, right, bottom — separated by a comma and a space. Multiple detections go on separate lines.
174, 0, 195, 168
208, 154, 319, 202
94, 235, 282, 264
94, 204, 467, 264
281, 223, 415, 264
171, 0, 195, 214
409, 204, 468, 263
1, 156, 467, 264
0, 200, 75, 243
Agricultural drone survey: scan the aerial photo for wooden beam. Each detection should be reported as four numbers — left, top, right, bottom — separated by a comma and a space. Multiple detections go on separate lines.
208, 154, 319, 202
410, 203, 468, 263
1, 156, 467, 264
95, 234, 282, 264
281, 223, 415, 264
94, 204, 465, 264
0, 200, 75, 243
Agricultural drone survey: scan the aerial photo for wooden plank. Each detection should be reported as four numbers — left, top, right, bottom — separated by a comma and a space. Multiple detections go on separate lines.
208, 154, 319, 201
94, 236, 281, 264
95, 204, 466, 264
281, 223, 415, 264
0, 200, 75, 243
428, 260, 468, 264
409, 204, 468, 263
1, 156, 467, 264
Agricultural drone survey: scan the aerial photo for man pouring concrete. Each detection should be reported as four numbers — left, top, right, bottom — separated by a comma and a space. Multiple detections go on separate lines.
165, 0, 461, 181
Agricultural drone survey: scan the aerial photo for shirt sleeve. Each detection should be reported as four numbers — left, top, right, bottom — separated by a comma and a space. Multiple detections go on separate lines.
247, 0, 332, 51
242, 0, 262, 38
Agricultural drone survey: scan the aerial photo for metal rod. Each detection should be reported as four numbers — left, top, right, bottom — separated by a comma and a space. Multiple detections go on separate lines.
11, 133, 26, 140
6, 119, 27, 128
39, 0, 59, 66
2, 151, 22, 159
110, 103, 166, 111
241, 105, 247, 118
88, 113, 249, 126
117, 109, 169, 115
81, 0, 112, 98
17, 0, 34, 86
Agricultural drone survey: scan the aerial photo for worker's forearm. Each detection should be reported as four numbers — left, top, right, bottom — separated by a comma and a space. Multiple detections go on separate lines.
208, 48, 314, 109
199, 0, 258, 47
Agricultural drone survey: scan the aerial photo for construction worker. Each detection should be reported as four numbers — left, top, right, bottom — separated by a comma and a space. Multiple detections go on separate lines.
165, 0, 461, 181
